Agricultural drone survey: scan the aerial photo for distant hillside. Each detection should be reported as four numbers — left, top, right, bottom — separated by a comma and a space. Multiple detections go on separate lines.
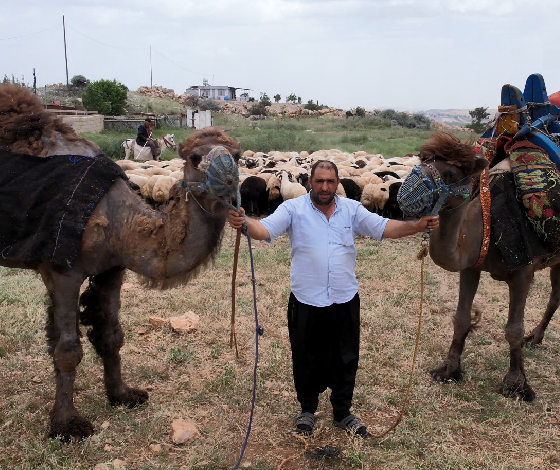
420, 108, 497, 127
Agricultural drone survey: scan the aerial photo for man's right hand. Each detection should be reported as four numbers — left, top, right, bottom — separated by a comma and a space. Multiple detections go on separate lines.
228, 208, 246, 230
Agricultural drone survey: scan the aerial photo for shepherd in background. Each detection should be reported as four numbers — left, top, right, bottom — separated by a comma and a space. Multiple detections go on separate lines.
136, 118, 160, 160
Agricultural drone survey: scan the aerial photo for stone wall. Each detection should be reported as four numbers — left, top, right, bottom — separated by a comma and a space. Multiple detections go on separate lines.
59, 114, 104, 134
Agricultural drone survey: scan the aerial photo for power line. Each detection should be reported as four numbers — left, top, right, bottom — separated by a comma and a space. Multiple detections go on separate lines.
66, 24, 147, 51
153, 48, 212, 78
0, 26, 58, 41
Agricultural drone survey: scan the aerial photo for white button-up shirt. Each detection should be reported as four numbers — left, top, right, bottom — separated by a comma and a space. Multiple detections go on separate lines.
260, 193, 388, 307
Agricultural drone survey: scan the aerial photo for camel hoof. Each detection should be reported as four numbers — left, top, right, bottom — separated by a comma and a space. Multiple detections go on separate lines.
501, 375, 536, 402
49, 415, 94, 442
108, 387, 149, 408
523, 330, 544, 347
430, 364, 462, 383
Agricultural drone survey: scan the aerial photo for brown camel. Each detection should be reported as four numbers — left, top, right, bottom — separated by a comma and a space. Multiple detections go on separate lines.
0, 84, 241, 441
400, 131, 560, 401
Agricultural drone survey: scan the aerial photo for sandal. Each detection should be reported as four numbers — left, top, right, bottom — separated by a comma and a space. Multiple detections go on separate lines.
295, 412, 316, 435
333, 414, 367, 437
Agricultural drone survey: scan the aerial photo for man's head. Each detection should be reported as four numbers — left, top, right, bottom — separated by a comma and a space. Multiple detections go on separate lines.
309, 160, 339, 206
144, 118, 153, 128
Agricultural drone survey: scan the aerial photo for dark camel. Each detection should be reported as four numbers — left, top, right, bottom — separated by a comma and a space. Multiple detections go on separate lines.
412, 131, 560, 401
0, 84, 241, 441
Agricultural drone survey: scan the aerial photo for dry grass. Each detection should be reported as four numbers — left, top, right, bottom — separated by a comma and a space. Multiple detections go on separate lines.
1, 232, 559, 469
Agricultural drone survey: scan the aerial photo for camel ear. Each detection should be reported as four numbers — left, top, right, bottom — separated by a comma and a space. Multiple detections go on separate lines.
473, 157, 489, 176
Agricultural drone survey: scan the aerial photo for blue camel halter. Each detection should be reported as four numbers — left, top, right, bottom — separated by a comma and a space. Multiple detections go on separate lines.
397, 162, 472, 218
183, 145, 241, 211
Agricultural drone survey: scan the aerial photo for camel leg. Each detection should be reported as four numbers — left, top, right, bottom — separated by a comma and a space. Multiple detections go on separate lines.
79, 267, 149, 407
524, 264, 560, 346
431, 268, 481, 382
502, 268, 535, 401
40, 268, 94, 441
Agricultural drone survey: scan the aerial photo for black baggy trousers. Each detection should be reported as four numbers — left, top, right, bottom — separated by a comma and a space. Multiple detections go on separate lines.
287, 292, 360, 422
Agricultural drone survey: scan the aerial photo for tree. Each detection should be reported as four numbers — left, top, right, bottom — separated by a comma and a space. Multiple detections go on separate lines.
259, 92, 272, 106
297, 96, 301, 104
354, 106, 365, 117
82, 79, 128, 115
274, 93, 281, 103
286, 93, 297, 103
70, 75, 89, 88
467, 106, 490, 133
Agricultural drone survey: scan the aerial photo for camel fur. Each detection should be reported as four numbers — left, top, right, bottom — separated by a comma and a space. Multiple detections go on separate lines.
0, 84, 241, 441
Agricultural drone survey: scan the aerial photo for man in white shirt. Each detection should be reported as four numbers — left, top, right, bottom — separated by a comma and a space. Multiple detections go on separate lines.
228, 160, 439, 437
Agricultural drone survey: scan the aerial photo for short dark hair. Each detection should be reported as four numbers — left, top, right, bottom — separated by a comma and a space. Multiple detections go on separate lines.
310, 160, 339, 179
144, 118, 153, 122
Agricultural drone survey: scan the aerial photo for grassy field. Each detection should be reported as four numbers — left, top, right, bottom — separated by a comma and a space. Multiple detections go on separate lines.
83, 114, 474, 161
1, 233, 559, 469
1, 122, 559, 469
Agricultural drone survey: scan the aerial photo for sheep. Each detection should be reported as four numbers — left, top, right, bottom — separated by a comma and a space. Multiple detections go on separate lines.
340, 178, 362, 201
141, 175, 161, 200
127, 174, 149, 190
152, 176, 178, 202
360, 182, 390, 213
143, 166, 172, 177
278, 171, 307, 200
336, 183, 347, 198
381, 180, 404, 220
240, 176, 268, 217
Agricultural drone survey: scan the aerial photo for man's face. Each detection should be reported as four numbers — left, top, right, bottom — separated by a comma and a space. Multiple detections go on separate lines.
310, 166, 339, 206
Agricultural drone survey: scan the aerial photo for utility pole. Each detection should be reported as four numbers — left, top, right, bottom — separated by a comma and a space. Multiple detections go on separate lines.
63, 15, 69, 87
33, 68, 37, 94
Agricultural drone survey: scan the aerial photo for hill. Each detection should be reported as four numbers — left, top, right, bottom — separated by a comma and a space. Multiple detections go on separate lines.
34, 83, 486, 127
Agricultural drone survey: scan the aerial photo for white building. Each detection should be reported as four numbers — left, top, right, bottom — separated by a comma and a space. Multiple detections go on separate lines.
184, 80, 251, 101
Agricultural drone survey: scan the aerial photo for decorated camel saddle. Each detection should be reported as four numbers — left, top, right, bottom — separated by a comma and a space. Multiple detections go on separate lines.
478, 73, 560, 267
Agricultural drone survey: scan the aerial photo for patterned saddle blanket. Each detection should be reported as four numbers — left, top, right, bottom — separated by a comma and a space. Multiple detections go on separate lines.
509, 143, 560, 250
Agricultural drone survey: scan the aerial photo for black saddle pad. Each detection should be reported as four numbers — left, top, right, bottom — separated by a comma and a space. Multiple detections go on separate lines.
490, 173, 550, 271
0, 150, 126, 267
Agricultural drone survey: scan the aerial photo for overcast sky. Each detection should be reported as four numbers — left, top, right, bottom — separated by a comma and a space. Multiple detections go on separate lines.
2, 0, 558, 112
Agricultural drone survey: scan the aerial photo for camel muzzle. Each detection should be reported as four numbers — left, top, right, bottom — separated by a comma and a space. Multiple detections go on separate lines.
184, 146, 241, 211
397, 164, 471, 218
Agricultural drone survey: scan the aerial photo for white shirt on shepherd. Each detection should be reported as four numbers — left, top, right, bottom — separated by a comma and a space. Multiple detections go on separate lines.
260, 192, 388, 307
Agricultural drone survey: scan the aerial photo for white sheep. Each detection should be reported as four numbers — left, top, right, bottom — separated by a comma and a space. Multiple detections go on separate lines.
152, 176, 178, 202
279, 171, 307, 200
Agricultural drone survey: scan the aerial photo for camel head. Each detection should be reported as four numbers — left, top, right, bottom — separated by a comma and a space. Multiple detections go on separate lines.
178, 126, 241, 211
397, 131, 488, 217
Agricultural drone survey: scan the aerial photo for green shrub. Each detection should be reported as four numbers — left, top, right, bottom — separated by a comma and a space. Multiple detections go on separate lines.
259, 92, 272, 107
199, 99, 221, 111
82, 79, 128, 115
249, 103, 268, 116
70, 75, 89, 88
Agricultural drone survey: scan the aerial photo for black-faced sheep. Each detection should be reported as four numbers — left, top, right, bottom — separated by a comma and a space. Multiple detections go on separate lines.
240, 175, 268, 217
381, 181, 404, 220
340, 178, 362, 201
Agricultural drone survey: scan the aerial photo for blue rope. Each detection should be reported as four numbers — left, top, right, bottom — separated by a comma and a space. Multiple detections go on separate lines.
231, 228, 264, 470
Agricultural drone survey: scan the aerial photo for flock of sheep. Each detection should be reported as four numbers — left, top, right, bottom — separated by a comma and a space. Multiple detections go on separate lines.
115, 149, 421, 218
